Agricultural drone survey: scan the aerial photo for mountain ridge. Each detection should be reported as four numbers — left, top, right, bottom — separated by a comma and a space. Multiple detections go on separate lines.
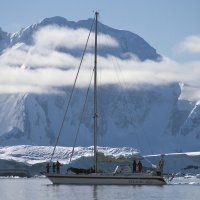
1, 16, 161, 61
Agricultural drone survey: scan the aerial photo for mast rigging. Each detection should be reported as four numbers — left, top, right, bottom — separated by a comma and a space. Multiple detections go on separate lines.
93, 11, 98, 173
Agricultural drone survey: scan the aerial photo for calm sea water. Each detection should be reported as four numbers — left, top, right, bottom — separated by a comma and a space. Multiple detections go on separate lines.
0, 177, 200, 200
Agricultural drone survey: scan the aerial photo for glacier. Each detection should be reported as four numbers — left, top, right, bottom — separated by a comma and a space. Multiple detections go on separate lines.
1, 145, 200, 176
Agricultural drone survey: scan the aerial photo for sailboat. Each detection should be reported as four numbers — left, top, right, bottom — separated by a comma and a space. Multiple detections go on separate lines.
45, 12, 166, 185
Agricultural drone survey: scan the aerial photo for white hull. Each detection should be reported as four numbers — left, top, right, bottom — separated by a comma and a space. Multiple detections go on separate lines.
46, 173, 166, 185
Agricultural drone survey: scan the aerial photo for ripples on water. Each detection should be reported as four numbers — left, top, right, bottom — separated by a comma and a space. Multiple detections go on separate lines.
0, 176, 200, 200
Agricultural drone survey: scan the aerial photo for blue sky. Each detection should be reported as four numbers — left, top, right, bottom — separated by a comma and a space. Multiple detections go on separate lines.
0, 0, 200, 62
0, 0, 200, 98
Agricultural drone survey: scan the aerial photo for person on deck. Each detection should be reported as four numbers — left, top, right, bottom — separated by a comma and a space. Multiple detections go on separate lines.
56, 160, 61, 174
138, 161, 143, 172
132, 160, 137, 173
46, 163, 50, 173
156, 154, 165, 176
52, 162, 56, 174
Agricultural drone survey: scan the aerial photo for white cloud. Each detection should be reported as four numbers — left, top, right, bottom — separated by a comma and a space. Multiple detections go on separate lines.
0, 25, 118, 69
1, 52, 200, 98
96, 56, 200, 87
1, 26, 200, 101
33, 25, 118, 49
175, 35, 200, 54
0, 43, 79, 69
0, 65, 94, 94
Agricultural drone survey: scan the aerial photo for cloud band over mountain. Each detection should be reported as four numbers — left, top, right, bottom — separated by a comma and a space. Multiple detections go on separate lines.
0, 25, 200, 101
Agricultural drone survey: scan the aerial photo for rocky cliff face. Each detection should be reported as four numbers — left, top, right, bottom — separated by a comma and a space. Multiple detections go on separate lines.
0, 83, 199, 154
0, 27, 10, 52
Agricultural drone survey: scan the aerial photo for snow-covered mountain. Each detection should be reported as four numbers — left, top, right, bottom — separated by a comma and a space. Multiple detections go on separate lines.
0, 17, 200, 155
1, 16, 161, 61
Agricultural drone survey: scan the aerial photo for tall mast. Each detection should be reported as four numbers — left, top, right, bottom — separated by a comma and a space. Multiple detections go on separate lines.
93, 11, 98, 173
